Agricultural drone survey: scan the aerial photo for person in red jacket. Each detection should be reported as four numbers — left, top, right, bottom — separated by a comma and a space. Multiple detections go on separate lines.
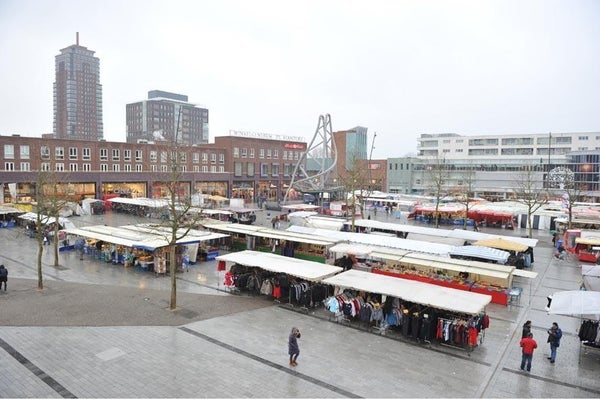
519, 332, 538, 372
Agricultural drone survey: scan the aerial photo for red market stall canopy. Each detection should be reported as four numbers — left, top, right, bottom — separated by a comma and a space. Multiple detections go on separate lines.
322, 269, 492, 315
473, 238, 528, 253
216, 250, 342, 282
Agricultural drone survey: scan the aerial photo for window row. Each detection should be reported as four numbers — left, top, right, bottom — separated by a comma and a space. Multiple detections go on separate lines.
232, 147, 301, 160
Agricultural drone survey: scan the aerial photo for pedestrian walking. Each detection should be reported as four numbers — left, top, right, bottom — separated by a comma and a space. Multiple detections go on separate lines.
288, 327, 301, 367
546, 322, 562, 363
522, 320, 532, 338
0, 264, 7, 291
519, 332, 538, 372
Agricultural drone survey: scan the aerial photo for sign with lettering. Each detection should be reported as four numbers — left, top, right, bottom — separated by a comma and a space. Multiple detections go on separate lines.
229, 129, 305, 143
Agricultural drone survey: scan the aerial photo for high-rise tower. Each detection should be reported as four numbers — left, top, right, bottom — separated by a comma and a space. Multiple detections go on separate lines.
53, 32, 103, 140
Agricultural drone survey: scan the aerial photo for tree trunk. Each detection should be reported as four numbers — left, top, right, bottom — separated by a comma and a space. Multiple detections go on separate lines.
53, 224, 59, 267
37, 235, 44, 290
169, 244, 177, 310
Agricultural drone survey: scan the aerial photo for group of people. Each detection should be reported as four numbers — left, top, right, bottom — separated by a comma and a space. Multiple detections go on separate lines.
519, 320, 563, 372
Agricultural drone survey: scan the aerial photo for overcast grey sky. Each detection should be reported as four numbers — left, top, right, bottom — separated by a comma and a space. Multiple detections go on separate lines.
0, 0, 599, 159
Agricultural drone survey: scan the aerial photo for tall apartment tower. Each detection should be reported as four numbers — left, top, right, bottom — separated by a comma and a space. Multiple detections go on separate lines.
53, 33, 104, 141
126, 90, 209, 145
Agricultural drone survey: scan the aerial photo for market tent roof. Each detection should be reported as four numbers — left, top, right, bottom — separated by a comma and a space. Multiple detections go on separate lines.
220, 207, 261, 213
405, 233, 465, 246
352, 219, 538, 248
18, 212, 76, 229
216, 250, 342, 281
449, 245, 510, 264
0, 206, 24, 215
64, 224, 228, 251
473, 238, 528, 252
281, 204, 320, 211
548, 290, 600, 316
322, 269, 491, 315
204, 223, 336, 246
328, 243, 407, 258
448, 230, 538, 248
512, 269, 538, 279
106, 197, 169, 208
575, 236, 600, 246
286, 225, 452, 256
582, 265, 600, 291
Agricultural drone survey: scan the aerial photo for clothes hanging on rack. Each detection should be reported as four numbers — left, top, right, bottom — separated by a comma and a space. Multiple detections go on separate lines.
579, 319, 600, 343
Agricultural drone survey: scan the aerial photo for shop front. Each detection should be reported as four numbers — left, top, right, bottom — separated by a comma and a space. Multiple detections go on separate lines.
150, 181, 191, 199
102, 182, 147, 198
194, 181, 229, 198
232, 181, 255, 204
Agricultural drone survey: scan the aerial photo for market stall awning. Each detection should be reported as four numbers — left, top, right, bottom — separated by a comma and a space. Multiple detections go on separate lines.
286, 225, 452, 256
216, 250, 342, 282
322, 269, 491, 315
448, 230, 538, 248
449, 245, 510, 264
473, 238, 528, 252
575, 236, 600, 246
548, 290, 600, 316
65, 224, 229, 251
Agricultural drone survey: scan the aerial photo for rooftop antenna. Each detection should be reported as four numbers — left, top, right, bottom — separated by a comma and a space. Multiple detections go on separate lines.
76, 32, 79, 46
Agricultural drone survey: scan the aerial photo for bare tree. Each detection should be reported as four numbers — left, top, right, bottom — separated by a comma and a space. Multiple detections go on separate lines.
513, 163, 548, 238
337, 155, 368, 232
151, 118, 207, 310
425, 155, 449, 228
455, 164, 476, 230
32, 165, 75, 288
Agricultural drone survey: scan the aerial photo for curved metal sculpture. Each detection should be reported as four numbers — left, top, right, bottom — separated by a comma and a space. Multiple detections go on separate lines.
283, 114, 339, 203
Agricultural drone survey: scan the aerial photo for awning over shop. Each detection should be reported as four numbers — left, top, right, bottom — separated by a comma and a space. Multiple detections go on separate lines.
473, 238, 528, 252
216, 250, 342, 281
322, 269, 491, 315
449, 245, 510, 264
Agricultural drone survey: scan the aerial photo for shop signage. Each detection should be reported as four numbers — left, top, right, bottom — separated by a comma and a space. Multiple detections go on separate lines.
284, 143, 306, 150
229, 129, 305, 143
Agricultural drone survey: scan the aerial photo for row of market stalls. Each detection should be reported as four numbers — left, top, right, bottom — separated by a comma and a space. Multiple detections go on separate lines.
202, 220, 538, 305
64, 224, 228, 273
217, 250, 492, 350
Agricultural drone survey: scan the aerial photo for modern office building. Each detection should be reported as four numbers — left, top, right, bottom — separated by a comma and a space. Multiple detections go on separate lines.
53, 33, 104, 141
409, 132, 600, 201
333, 127, 386, 192
126, 90, 209, 145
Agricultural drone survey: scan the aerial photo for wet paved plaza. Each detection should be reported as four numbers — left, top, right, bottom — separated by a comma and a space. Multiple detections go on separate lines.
0, 209, 599, 398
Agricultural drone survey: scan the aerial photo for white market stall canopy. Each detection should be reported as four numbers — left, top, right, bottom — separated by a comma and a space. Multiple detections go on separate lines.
106, 197, 169, 208
406, 233, 466, 247
548, 290, 600, 316
322, 269, 492, 315
18, 212, 76, 229
64, 224, 228, 251
204, 223, 336, 246
216, 250, 342, 281
286, 225, 452, 256
352, 219, 538, 248
0, 206, 24, 215
582, 264, 600, 291
329, 243, 410, 259
449, 245, 510, 264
